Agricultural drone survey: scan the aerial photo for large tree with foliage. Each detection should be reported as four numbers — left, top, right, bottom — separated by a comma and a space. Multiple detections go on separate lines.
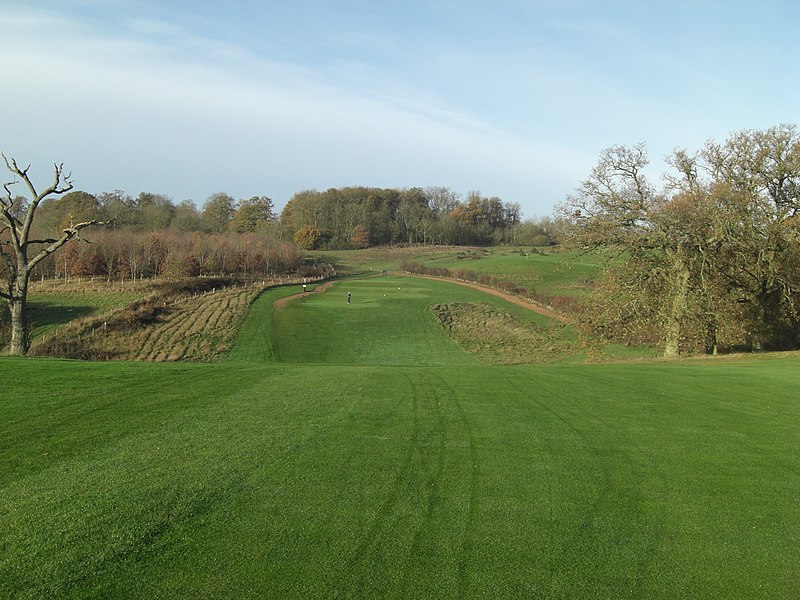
698, 125, 800, 347
560, 125, 800, 356
1, 153, 101, 355
559, 144, 685, 356
229, 196, 275, 233
201, 192, 235, 233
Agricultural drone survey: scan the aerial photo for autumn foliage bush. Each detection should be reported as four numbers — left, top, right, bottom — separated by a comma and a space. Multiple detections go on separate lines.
29, 230, 302, 281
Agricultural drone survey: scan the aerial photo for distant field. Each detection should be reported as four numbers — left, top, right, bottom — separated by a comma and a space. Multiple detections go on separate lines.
2, 273, 799, 598
308, 245, 466, 273
420, 247, 599, 298
231, 275, 568, 365
313, 245, 600, 299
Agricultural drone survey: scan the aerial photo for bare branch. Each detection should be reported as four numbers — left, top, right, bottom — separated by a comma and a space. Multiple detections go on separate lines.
51, 163, 74, 195
27, 219, 104, 272
2, 182, 14, 208
26, 237, 60, 245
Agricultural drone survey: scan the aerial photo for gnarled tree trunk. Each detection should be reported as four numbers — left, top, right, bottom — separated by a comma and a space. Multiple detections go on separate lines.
663, 251, 690, 358
8, 280, 29, 356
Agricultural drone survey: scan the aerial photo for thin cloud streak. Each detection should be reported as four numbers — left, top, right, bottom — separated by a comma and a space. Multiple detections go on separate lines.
1, 4, 584, 212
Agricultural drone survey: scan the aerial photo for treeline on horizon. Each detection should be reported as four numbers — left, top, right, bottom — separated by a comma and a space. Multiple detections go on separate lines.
280, 186, 555, 248
13, 185, 556, 248
1, 191, 304, 280
3, 185, 555, 280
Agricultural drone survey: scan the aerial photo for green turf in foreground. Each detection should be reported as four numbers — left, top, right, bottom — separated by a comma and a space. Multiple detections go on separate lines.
2, 276, 800, 598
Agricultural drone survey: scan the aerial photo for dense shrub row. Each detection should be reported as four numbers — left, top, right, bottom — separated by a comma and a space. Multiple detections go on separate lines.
29, 230, 302, 280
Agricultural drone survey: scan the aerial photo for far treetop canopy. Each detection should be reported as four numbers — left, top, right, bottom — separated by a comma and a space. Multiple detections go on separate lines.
281, 186, 525, 249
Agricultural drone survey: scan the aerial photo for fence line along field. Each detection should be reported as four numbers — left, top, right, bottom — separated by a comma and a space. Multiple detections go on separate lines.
25, 278, 153, 339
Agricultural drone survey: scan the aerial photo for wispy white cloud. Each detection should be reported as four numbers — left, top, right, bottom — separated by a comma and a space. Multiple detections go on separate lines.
0, 4, 588, 212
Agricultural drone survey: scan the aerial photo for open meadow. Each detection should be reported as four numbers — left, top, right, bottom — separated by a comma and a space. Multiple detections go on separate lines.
2, 273, 799, 598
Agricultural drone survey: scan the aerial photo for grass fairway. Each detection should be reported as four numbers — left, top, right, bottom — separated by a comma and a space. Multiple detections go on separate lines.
2, 276, 800, 598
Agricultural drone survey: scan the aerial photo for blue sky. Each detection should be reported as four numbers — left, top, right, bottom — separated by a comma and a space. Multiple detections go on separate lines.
1, 0, 797, 217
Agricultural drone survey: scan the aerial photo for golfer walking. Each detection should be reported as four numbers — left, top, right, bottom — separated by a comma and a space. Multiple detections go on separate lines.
347, 291, 351, 304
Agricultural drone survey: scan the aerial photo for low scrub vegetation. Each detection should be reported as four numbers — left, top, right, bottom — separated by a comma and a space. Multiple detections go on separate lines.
30, 277, 270, 361
431, 302, 573, 364
32, 229, 303, 280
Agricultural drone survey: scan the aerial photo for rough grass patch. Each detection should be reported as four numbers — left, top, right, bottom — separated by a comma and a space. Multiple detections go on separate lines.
30, 278, 261, 361
432, 302, 573, 364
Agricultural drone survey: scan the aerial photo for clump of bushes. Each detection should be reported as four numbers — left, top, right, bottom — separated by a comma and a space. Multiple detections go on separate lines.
431, 302, 573, 364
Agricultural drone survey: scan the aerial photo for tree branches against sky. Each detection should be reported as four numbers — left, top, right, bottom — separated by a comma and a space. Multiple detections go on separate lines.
1, 0, 797, 217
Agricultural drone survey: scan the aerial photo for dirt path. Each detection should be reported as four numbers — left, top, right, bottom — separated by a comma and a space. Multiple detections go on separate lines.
398, 272, 570, 323
274, 280, 335, 309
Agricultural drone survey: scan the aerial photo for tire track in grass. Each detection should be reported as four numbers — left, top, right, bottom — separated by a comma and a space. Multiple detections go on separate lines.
338, 369, 475, 599
336, 371, 423, 599
503, 369, 665, 596
404, 373, 446, 553
381, 369, 476, 599
428, 370, 480, 598
306, 370, 420, 598
483, 368, 604, 596
548, 371, 668, 596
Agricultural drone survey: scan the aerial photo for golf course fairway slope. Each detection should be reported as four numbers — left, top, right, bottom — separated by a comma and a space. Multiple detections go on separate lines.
2, 275, 799, 599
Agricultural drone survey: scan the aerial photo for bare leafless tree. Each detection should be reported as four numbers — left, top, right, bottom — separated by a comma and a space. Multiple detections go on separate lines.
1, 152, 102, 354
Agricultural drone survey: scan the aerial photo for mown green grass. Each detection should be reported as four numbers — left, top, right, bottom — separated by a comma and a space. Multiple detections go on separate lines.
232, 275, 556, 365
2, 275, 799, 598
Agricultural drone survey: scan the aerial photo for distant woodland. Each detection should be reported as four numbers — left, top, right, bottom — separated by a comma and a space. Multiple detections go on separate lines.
4, 185, 554, 281
280, 187, 554, 248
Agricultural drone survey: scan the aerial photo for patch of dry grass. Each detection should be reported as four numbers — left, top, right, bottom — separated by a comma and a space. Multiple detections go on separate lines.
30, 278, 265, 361
432, 302, 574, 364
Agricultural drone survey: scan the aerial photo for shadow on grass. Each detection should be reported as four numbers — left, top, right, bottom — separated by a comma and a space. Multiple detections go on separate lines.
26, 301, 95, 336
